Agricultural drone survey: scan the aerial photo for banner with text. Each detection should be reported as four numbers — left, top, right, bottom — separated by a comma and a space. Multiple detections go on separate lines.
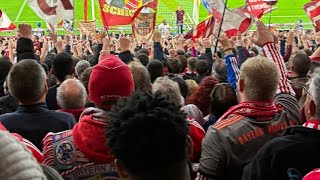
132, 13, 156, 41
245, 0, 273, 19
98, 0, 158, 27
78, 20, 96, 35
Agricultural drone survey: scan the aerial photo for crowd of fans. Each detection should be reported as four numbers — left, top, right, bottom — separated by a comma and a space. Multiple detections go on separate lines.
0, 20, 320, 179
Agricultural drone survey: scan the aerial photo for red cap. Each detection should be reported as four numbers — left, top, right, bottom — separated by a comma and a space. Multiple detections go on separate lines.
89, 55, 134, 110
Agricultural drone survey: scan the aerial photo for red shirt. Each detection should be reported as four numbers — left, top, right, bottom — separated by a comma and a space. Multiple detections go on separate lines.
176, 10, 185, 21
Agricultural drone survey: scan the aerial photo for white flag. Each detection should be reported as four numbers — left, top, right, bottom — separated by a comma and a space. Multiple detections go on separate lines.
27, 0, 74, 32
0, 10, 16, 31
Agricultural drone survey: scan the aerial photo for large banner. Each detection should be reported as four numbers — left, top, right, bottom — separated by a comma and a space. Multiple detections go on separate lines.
245, 0, 273, 19
27, 0, 74, 32
132, 13, 156, 41
98, 0, 158, 27
78, 20, 96, 35
305, 0, 320, 32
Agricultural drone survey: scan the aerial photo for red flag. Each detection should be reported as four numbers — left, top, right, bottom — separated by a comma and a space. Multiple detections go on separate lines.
245, 0, 273, 19
0, 10, 16, 31
184, 16, 215, 40
305, 0, 320, 31
98, 0, 158, 27
84, 0, 88, 22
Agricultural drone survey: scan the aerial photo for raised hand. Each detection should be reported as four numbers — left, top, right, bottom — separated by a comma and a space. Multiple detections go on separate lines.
119, 38, 131, 52
250, 21, 274, 47
153, 32, 161, 43
217, 34, 232, 50
48, 32, 57, 42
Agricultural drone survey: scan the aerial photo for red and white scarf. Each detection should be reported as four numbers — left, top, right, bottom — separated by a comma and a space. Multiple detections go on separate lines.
218, 101, 284, 122
303, 120, 320, 130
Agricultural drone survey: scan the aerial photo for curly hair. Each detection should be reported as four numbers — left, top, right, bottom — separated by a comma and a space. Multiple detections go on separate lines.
186, 76, 219, 116
106, 91, 189, 179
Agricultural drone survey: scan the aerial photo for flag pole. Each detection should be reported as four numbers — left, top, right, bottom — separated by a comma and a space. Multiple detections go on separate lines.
214, 0, 228, 53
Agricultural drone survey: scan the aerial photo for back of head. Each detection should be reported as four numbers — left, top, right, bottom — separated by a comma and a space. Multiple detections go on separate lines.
250, 47, 259, 56
136, 53, 149, 66
75, 60, 90, 78
16, 38, 36, 62
187, 57, 197, 72
80, 67, 93, 94
138, 48, 150, 56
185, 79, 198, 97
292, 53, 311, 77
240, 57, 280, 101
212, 59, 227, 83
52, 52, 74, 82
129, 61, 151, 92
89, 55, 135, 110
57, 79, 87, 109
309, 74, 320, 115
167, 58, 182, 74
176, 49, 185, 56
8, 59, 46, 104
304, 48, 313, 56
177, 56, 188, 73
168, 74, 188, 98
107, 92, 189, 180
210, 83, 238, 118
152, 76, 183, 106
196, 60, 209, 76
147, 59, 164, 83
0, 57, 13, 80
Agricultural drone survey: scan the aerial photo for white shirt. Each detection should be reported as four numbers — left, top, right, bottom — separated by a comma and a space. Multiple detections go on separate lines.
159, 23, 171, 36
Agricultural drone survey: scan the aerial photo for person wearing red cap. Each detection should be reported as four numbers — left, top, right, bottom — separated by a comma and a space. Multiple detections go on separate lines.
42, 54, 134, 179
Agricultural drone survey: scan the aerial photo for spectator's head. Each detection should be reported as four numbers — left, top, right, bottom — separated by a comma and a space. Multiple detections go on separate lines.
163, 20, 167, 25
57, 79, 87, 110
107, 92, 191, 180
177, 56, 187, 73
136, 53, 149, 66
138, 48, 149, 56
167, 58, 181, 74
291, 53, 311, 77
187, 57, 197, 72
185, 79, 198, 97
168, 74, 188, 98
210, 83, 238, 119
129, 61, 151, 92
89, 55, 134, 111
176, 49, 185, 56
0, 57, 13, 81
178, 5, 182, 10
147, 59, 164, 83
250, 47, 259, 56
52, 52, 74, 83
186, 76, 219, 115
304, 74, 320, 120
212, 59, 227, 83
7, 59, 47, 105
304, 48, 313, 56
16, 38, 36, 62
75, 60, 90, 78
239, 57, 280, 101
196, 60, 210, 76
80, 67, 93, 94
169, 49, 177, 58
152, 76, 183, 106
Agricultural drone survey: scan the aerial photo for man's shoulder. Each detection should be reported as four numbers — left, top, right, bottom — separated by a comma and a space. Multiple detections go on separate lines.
0, 112, 18, 121
46, 110, 76, 122
213, 115, 246, 130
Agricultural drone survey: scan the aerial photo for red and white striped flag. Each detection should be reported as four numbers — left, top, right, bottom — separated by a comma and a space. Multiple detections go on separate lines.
184, 16, 215, 40
304, 0, 320, 32
0, 10, 16, 31
27, 0, 74, 32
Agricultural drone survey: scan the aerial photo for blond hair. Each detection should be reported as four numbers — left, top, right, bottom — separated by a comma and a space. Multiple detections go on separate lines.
129, 61, 151, 92
240, 57, 280, 101
185, 79, 198, 97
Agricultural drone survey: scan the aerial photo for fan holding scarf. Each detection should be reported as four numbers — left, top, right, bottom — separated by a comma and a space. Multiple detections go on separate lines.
198, 20, 302, 180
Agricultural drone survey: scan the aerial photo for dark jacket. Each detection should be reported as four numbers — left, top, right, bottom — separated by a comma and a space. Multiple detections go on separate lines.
0, 94, 19, 115
243, 126, 320, 180
153, 42, 166, 64
0, 80, 4, 97
119, 50, 134, 64
46, 84, 60, 110
0, 103, 76, 150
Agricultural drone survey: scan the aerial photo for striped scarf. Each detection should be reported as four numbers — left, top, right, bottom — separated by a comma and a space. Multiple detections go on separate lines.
303, 120, 320, 130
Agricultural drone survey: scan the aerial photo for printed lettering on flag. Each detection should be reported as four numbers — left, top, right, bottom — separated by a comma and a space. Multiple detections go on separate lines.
98, 0, 158, 27
78, 20, 96, 35
245, 0, 273, 19
27, 0, 74, 32
0, 10, 16, 31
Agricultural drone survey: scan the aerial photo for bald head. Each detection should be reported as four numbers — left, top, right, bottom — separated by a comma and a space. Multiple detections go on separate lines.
57, 79, 87, 109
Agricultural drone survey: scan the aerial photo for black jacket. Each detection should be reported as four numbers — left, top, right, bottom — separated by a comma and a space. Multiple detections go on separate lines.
243, 126, 320, 180
46, 84, 60, 110
0, 94, 19, 115
0, 103, 76, 150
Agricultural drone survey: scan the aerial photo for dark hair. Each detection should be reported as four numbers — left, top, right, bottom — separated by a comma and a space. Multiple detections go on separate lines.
212, 60, 227, 83
196, 60, 210, 76
136, 53, 149, 66
167, 58, 181, 74
106, 92, 189, 179
0, 57, 13, 80
52, 52, 74, 82
176, 49, 185, 56
7, 59, 46, 104
138, 48, 150, 56
177, 56, 187, 73
250, 47, 259, 56
186, 76, 219, 115
147, 60, 164, 83
80, 67, 93, 94
187, 57, 197, 71
168, 74, 189, 98
210, 83, 238, 118
304, 48, 313, 56
292, 53, 311, 77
